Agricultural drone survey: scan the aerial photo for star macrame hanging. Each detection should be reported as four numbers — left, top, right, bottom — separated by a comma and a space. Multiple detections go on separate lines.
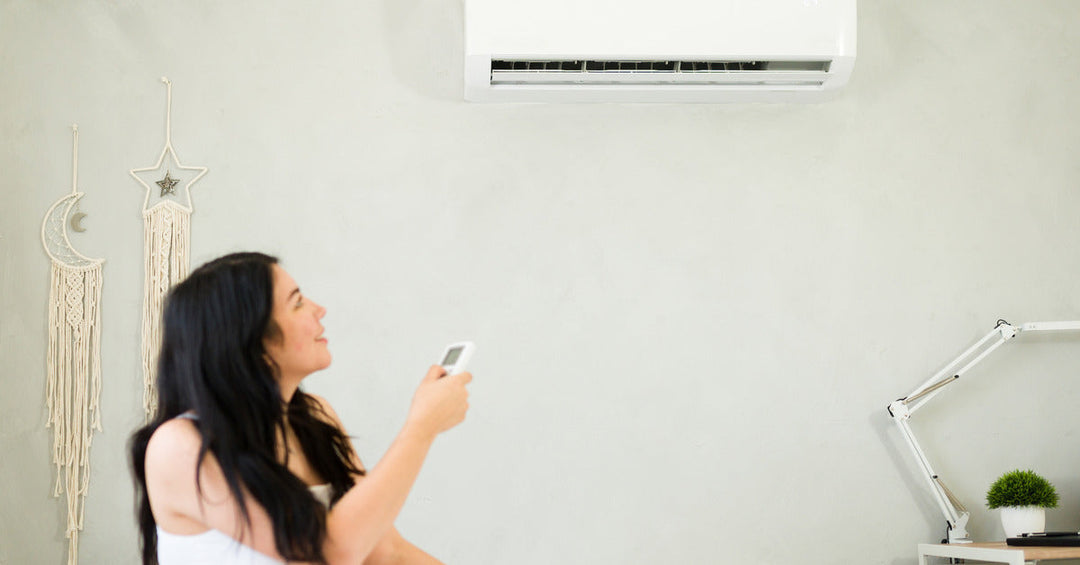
41, 125, 104, 565
130, 77, 207, 418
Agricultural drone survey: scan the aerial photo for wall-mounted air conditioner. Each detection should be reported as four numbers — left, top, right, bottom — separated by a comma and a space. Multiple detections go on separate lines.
464, 0, 857, 103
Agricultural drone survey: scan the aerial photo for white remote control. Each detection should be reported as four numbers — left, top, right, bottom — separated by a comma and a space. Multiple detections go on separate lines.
438, 341, 475, 377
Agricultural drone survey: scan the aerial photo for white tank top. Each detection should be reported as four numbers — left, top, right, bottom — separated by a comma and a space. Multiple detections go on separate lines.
156, 484, 332, 565
156, 527, 284, 565
157, 416, 335, 564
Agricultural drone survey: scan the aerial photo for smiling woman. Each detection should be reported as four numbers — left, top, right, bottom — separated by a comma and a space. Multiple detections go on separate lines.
128, 252, 473, 565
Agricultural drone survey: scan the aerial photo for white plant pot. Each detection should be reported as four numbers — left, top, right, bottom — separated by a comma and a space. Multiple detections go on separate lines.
1000, 506, 1046, 538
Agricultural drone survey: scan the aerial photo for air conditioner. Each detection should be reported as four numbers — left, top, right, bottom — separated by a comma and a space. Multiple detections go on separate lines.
464, 0, 857, 103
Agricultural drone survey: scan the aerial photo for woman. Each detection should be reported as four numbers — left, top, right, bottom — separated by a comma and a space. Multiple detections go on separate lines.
130, 252, 471, 564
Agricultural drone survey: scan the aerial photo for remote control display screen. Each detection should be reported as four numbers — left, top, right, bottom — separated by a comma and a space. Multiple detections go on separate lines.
443, 347, 462, 365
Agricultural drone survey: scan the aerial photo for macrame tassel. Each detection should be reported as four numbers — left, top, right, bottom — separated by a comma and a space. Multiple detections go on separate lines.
44, 261, 103, 565
142, 202, 190, 418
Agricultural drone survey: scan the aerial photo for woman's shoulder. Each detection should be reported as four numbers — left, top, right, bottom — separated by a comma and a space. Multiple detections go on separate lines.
302, 391, 331, 408
303, 392, 344, 428
146, 416, 202, 463
144, 416, 203, 483
300, 392, 365, 473
143, 417, 213, 526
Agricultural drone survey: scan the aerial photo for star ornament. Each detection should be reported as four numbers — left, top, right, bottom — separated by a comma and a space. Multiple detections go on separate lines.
130, 144, 207, 213
156, 171, 179, 197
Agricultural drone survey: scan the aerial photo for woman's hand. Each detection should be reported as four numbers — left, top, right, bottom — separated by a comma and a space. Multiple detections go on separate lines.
405, 365, 472, 440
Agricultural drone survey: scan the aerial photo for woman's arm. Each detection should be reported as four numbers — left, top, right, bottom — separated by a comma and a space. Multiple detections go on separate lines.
320, 366, 471, 564
312, 395, 448, 565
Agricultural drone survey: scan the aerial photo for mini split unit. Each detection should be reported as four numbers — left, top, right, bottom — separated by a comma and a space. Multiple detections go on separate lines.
464, 0, 857, 103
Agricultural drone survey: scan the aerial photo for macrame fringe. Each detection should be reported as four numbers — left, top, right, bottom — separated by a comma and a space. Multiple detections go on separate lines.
142, 203, 190, 419
45, 261, 103, 565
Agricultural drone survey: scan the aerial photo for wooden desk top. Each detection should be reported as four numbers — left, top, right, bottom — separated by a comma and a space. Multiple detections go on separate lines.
964, 542, 1080, 560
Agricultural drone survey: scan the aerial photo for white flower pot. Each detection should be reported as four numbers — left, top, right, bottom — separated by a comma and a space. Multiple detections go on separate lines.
1000, 506, 1046, 538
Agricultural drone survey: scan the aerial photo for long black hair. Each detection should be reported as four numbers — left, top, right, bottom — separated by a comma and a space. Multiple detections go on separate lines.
129, 252, 363, 564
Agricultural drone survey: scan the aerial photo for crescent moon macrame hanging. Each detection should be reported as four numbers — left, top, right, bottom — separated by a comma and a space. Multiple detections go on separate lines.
129, 77, 207, 418
41, 125, 104, 565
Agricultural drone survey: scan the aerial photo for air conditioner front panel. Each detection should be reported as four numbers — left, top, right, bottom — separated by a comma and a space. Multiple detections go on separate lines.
467, 0, 853, 56
465, 0, 857, 102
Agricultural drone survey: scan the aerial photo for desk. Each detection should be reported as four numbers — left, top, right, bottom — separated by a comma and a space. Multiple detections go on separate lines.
919, 542, 1080, 564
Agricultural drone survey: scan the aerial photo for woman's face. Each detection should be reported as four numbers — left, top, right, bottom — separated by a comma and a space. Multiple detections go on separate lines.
264, 264, 331, 384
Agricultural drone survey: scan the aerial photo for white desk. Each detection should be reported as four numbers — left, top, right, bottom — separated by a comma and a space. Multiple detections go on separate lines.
919, 542, 1080, 564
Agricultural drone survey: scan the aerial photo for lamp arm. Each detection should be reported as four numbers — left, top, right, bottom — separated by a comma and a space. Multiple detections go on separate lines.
898, 321, 1016, 416
906, 333, 1011, 415
886, 320, 1017, 544
1021, 321, 1080, 332
888, 319, 1080, 544
896, 321, 1080, 415
893, 417, 971, 542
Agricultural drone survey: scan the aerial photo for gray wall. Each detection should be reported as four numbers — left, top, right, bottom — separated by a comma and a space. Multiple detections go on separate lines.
3, 1, 1080, 564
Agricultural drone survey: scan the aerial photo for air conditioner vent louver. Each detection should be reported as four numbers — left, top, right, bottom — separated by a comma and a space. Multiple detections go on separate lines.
489, 60, 832, 87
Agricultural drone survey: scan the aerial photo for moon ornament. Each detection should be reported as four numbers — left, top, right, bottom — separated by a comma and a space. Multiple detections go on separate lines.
40, 126, 104, 565
70, 211, 87, 233
42, 193, 100, 268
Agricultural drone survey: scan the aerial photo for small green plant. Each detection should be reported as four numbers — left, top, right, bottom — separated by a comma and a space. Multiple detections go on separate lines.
986, 469, 1059, 509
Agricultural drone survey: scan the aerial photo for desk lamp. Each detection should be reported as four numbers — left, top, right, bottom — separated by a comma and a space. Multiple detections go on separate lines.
887, 319, 1080, 544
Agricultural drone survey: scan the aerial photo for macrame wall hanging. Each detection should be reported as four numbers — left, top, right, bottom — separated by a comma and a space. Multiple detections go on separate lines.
130, 77, 207, 418
41, 125, 104, 565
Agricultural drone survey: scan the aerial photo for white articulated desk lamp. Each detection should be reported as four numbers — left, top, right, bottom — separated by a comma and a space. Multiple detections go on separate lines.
887, 319, 1080, 544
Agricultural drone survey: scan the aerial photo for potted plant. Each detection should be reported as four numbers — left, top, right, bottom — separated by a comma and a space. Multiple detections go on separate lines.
986, 469, 1059, 538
